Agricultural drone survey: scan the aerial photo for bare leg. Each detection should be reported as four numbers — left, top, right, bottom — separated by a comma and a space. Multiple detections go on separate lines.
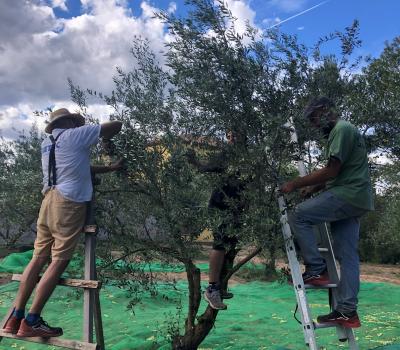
14, 257, 49, 310
209, 249, 225, 283
28, 259, 70, 314
204, 249, 228, 310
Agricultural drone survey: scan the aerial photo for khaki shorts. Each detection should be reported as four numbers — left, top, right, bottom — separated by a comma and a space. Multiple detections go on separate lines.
33, 188, 86, 260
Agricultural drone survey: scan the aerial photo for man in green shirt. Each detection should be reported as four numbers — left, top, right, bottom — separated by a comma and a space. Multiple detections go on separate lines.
281, 97, 373, 328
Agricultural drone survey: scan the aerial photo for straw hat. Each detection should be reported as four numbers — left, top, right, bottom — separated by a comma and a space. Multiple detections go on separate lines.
45, 108, 85, 133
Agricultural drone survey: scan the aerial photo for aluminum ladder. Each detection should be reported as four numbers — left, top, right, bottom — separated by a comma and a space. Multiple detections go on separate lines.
277, 125, 359, 350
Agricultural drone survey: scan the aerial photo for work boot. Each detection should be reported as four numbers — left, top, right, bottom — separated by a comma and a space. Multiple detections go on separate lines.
17, 318, 63, 337
204, 286, 227, 310
317, 310, 361, 328
2, 315, 22, 334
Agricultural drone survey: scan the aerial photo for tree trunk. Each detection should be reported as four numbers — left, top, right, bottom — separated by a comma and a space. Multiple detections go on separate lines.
265, 226, 281, 280
265, 252, 277, 280
172, 247, 238, 350
172, 305, 219, 350
172, 245, 263, 350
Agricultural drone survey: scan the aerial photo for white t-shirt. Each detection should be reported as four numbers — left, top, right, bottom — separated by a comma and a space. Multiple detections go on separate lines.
41, 125, 101, 202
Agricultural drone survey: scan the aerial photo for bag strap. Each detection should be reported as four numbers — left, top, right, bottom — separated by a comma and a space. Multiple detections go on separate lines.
48, 130, 67, 187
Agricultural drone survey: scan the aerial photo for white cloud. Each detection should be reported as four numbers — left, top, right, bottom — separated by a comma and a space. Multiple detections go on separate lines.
0, 102, 114, 139
268, 0, 308, 13
224, 0, 257, 35
262, 17, 281, 27
168, 2, 177, 14
51, 0, 68, 11
206, 0, 261, 45
297, 26, 305, 30
0, 104, 44, 139
0, 0, 171, 137
0, 0, 168, 106
0, 0, 260, 138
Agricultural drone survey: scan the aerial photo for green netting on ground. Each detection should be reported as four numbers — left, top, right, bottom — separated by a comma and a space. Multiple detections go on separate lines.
0, 252, 399, 350
0, 250, 210, 275
0, 250, 35, 274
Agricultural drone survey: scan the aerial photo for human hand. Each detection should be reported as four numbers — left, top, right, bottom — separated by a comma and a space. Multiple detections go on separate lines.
110, 158, 125, 171
300, 186, 314, 198
280, 181, 296, 194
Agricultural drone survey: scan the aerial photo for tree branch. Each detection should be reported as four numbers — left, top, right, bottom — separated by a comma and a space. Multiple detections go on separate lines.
222, 246, 262, 284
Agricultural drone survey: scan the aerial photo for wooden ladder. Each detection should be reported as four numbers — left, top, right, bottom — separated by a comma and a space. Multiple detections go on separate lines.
0, 198, 105, 350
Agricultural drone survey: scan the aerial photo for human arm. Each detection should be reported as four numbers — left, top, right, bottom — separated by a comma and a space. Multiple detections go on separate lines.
281, 157, 341, 194
100, 121, 122, 139
90, 159, 124, 174
299, 183, 327, 198
281, 122, 356, 194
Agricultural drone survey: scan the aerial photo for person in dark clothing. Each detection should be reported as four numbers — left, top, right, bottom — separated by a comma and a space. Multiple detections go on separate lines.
187, 131, 246, 310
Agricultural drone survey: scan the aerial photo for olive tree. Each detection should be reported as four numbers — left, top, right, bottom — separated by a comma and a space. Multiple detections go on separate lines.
68, 1, 391, 348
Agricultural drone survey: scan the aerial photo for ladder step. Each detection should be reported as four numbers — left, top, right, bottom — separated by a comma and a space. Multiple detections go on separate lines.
314, 322, 338, 329
305, 283, 337, 289
84, 225, 97, 233
0, 330, 98, 350
12, 274, 101, 289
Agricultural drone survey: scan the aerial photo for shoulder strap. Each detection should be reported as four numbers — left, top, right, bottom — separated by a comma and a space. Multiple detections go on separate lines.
48, 130, 67, 187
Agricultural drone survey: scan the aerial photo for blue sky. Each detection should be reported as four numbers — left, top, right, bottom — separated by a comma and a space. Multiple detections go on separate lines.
52, 0, 400, 58
256, 0, 399, 57
0, 0, 399, 138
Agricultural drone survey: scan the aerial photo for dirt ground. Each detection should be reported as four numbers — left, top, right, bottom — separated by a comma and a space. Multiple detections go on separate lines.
250, 255, 400, 285
0, 253, 399, 286
113, 258, 400, 286
271, 259, 400, 285
0, 274, 11, 286
183, 258, 400, 285
359, 262, 400, 284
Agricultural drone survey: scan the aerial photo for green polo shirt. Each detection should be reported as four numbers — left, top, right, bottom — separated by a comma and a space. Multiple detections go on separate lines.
325, 120, 374, 211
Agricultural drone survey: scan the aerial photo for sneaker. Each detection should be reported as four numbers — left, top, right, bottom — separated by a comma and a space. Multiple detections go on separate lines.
317, 310, 361, 328
221, 290, 234, 299
16, 318, 63, 337
2, 315, 22, 334
204, 287, 227, 310
302, 270, 331, 286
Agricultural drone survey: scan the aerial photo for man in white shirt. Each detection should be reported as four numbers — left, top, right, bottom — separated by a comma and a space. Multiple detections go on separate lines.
3, 108, 122, 337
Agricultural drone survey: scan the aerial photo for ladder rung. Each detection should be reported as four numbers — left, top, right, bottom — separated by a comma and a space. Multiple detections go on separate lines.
318, 247, 329, 252
314, 322, 338, 330
12, 274, 101, 289
0, 330, 98, 349
84, 225, 97, 233
305, 283, 337, 289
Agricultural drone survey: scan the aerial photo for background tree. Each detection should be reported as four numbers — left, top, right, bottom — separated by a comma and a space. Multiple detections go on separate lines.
347, 37, 400, 157
346, 37, 400, 263
0, 126, 42, 247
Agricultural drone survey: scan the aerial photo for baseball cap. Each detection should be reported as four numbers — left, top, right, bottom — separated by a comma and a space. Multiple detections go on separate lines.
303, 96, 335, 119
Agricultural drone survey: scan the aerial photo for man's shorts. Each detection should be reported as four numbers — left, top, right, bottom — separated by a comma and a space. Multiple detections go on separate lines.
212, 221, 239, 251
33, 188, 86, 260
